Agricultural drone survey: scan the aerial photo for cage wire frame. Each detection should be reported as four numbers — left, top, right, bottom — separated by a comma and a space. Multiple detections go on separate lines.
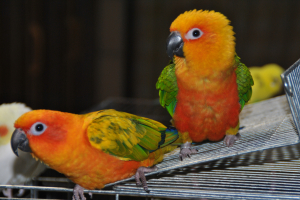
281, 58, 300, 138
1, 60, 300, 199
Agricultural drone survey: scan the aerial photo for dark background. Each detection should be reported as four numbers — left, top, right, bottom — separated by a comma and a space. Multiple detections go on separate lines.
1, 0, 299, 113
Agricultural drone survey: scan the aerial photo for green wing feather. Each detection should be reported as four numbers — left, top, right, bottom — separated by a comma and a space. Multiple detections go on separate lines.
235, 55, 254, 111
87, 109, 178, 161
156, 60, 178, 117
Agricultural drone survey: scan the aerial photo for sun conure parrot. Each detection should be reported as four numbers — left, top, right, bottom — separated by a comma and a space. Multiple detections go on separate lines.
11, 109, 179, 199
0, 103, 46, 198
248, 63, 284, 103
156, 10, 254, 160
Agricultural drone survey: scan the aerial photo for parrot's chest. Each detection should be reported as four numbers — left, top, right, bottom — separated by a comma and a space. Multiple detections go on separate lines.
173, 72, 240, 142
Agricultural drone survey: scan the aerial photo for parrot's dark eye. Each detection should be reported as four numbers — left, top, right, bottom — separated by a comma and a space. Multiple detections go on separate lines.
30, 122, 47, 136
193, 30, 200, 37
185, 28, 203, 40
35, 124, 44, 132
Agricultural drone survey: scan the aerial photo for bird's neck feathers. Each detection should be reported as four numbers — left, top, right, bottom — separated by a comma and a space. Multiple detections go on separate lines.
174, 39, 236, 78
175, 55, 237, 92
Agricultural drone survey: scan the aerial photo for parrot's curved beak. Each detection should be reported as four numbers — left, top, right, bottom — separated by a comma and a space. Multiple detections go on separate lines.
11, 128, 32, 157
166, 31, 184, 59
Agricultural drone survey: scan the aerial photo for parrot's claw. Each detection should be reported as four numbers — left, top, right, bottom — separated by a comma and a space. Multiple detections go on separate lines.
135, 166, 158, 193
3, 187, 26, 198
17, 189, 25, 197
179, 142, 198, 161
224, 133, 241, 147
72, 184, 90, 200
2, 189, 12, 198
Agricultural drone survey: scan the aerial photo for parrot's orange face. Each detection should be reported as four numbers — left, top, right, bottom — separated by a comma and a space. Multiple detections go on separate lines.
12, 110, 82, 164
166, 10, 236, 76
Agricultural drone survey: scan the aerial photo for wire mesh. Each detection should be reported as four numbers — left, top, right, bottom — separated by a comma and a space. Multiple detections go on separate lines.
114, 142, 300, 199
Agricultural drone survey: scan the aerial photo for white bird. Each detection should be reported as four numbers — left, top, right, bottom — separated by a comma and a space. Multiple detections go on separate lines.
0, 103, 46, 198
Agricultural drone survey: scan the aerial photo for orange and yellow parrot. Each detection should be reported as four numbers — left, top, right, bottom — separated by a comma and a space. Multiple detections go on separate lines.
11, 109, 179, 199
156, 10, 253, 160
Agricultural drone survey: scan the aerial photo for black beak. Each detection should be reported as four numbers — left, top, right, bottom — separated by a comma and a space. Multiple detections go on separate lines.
11, 128, 32, 157
166, 31, 184, 59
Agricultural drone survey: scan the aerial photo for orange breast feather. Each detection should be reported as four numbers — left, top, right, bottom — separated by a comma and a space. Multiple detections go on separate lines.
174, 71, 240, 143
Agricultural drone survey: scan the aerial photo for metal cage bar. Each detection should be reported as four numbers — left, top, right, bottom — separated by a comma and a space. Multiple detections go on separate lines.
281, 58, 300, 139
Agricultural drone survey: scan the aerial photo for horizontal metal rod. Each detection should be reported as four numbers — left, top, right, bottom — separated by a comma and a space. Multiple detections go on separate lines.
5, 184, 296, 200
0, 198, 63, 200
147, 177, 300, 187
114, 185, 300, 199
124, 181, 300, 192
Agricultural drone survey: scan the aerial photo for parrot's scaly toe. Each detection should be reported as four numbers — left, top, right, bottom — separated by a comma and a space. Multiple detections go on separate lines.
179, 142, 198, 161
134, 166, 157, 192
17, 189, 25, 197
72, 184, 88, 200
224, 133, 241, 147
2, 189, 13, 198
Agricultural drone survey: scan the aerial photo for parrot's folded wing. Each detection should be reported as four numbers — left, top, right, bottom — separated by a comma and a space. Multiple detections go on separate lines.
156, 61, 178, 117
235, 55, 254, 111
87, 110, 178, 161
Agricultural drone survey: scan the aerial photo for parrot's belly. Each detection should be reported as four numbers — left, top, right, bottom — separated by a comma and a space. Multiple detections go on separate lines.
70, 159, 140, 190
174, 72, 240, 143
52, 149, 156, 190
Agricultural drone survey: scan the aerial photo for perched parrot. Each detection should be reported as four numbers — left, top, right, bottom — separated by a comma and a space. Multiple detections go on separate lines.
11, 109, 179, 199
156, 10, 254, 160
248, 64, 284, 103
0, 103, 46, 198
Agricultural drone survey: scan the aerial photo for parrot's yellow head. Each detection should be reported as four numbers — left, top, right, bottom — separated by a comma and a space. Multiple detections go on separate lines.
12, 110, 83, 165
167, 10, 236, 76
0, 103, 31, 146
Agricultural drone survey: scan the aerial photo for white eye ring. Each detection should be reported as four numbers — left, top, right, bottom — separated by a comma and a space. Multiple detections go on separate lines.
30, 122, 47, 136
185, 28, 203, 40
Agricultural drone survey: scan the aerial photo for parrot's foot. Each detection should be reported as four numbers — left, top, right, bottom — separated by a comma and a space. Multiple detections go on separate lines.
2, 189, 12, 198
135, 166, 158, 193
72, 184, 92, 200
224, 133, 241, 147
179, 142, 198, 161
17, 189, 25, 197
3, 187, 25, 198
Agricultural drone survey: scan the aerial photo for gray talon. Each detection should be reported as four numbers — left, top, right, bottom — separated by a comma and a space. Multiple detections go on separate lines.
72, 184, 87, 200
224, 133, 241, 147
179, 142, 197, 160
135, 166, 157, 192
